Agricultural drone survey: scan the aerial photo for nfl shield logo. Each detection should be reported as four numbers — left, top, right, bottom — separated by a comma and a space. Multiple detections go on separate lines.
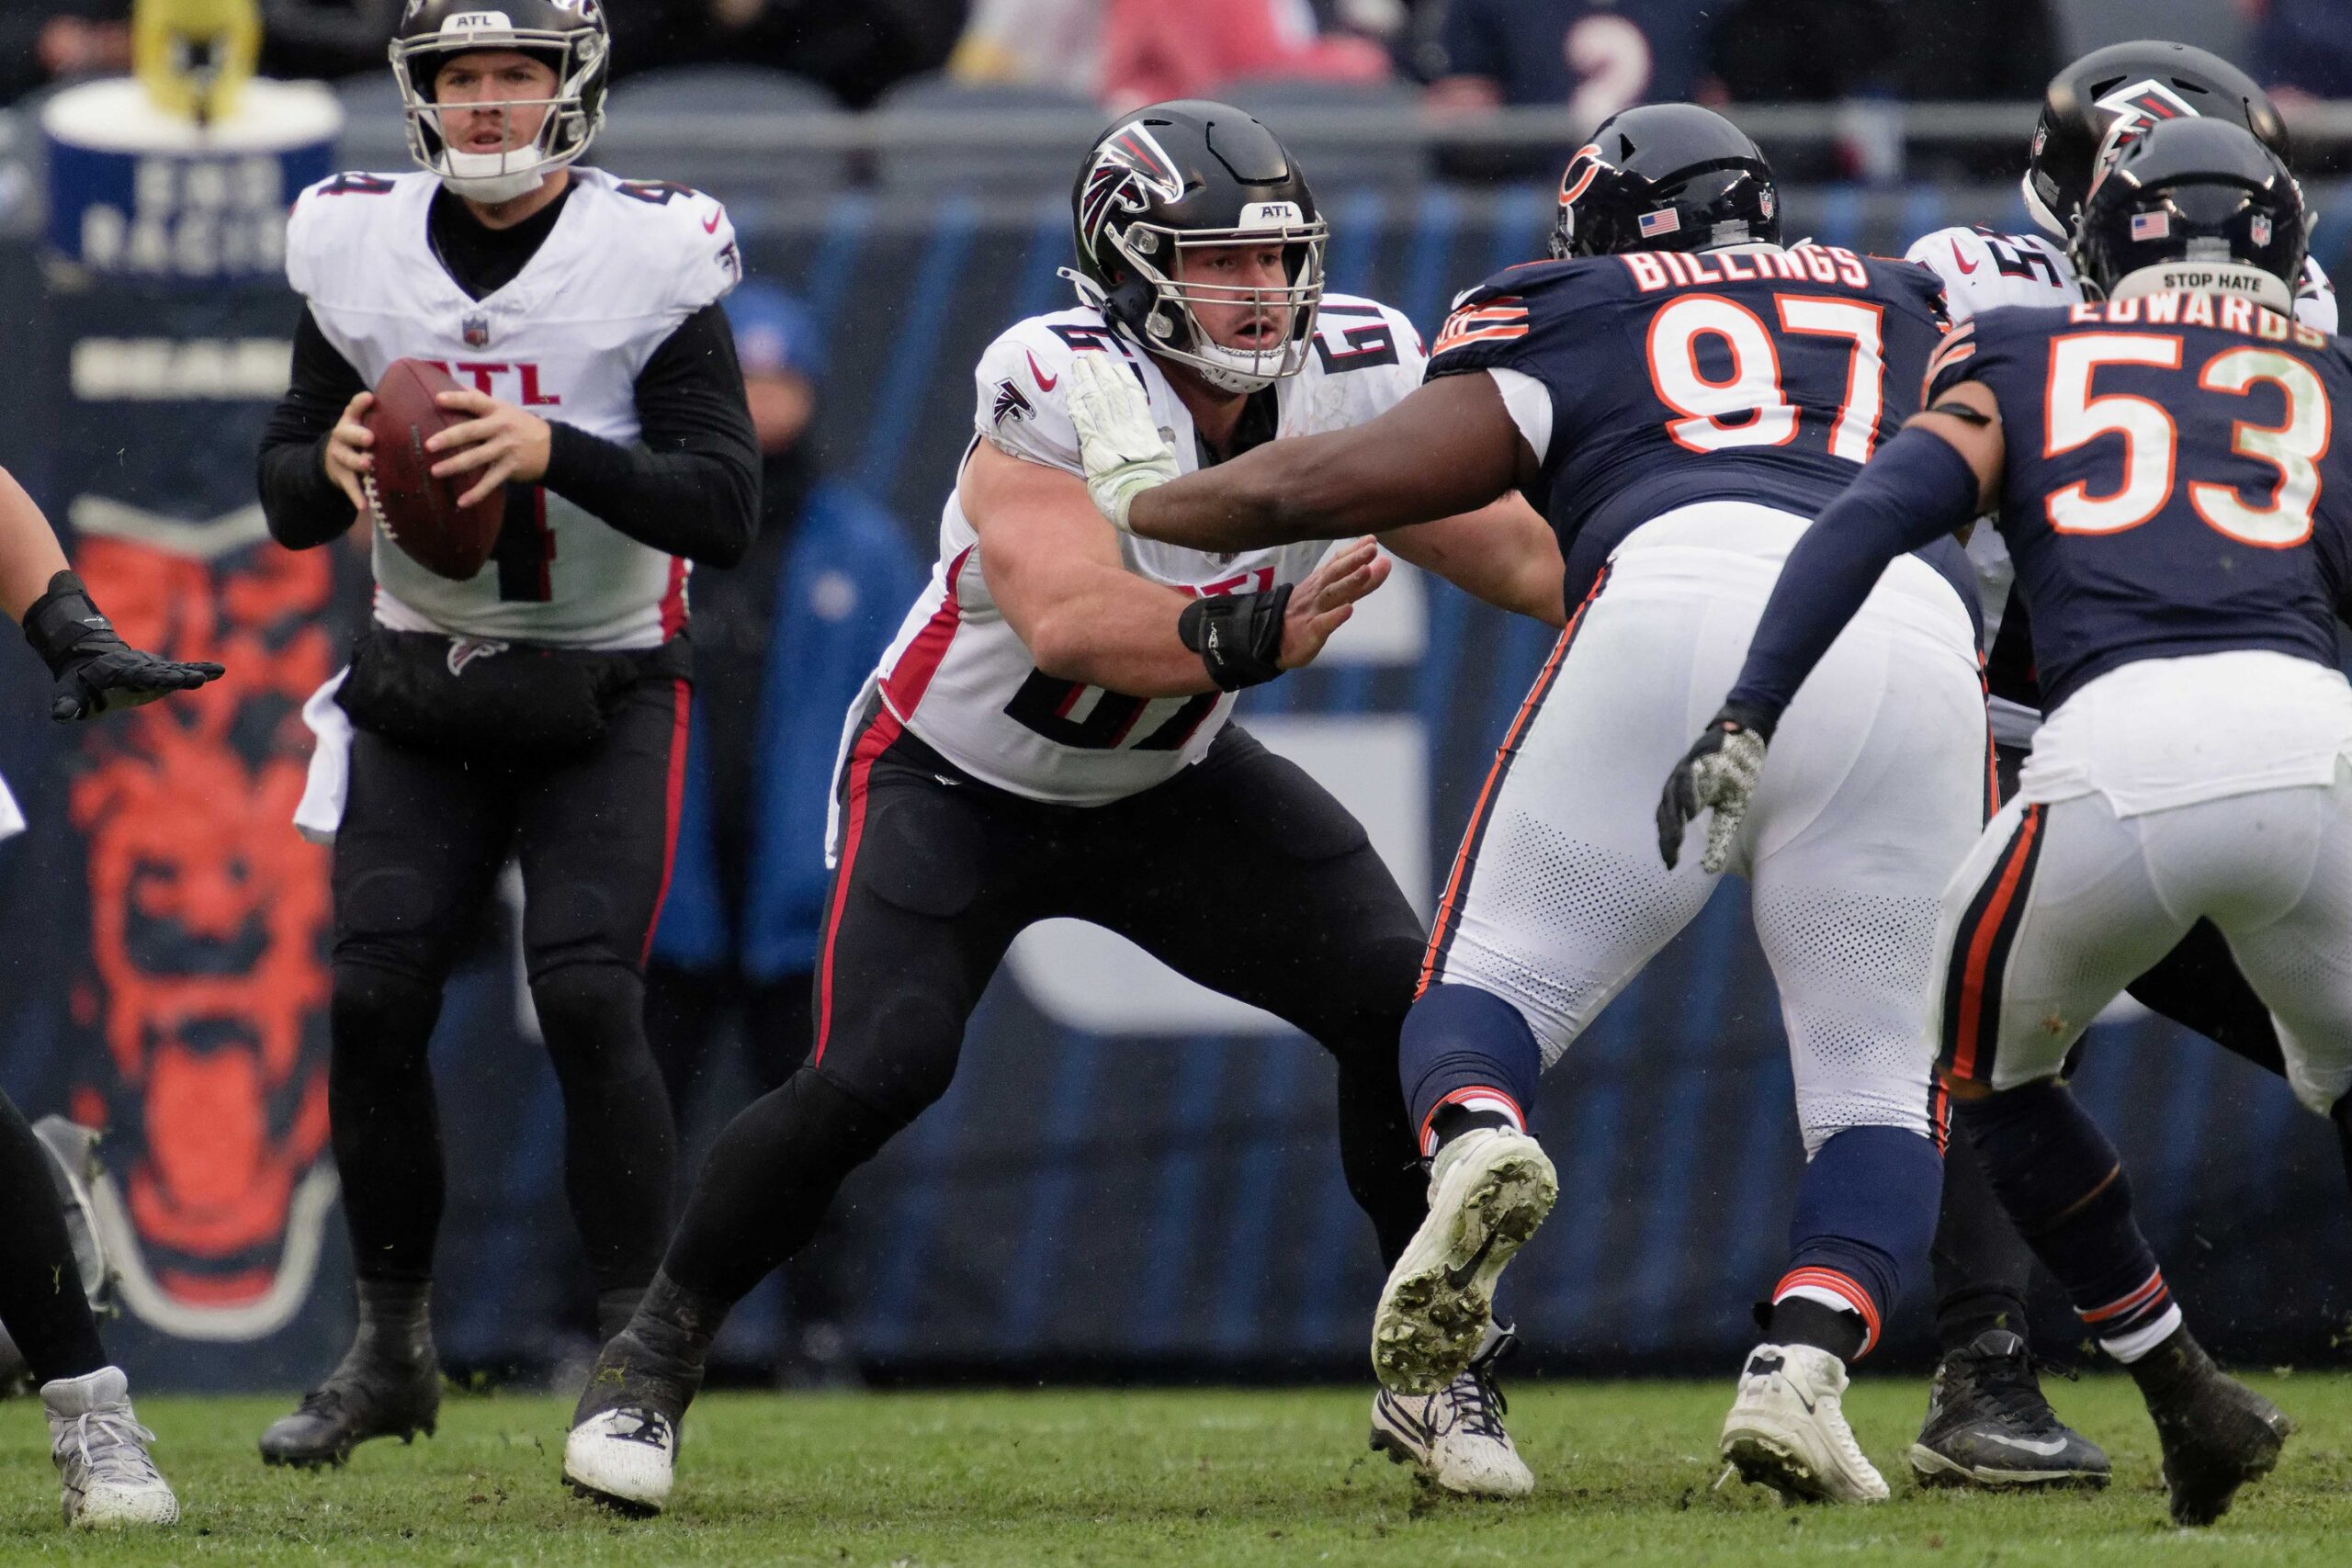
2130, 210, 2169, 242
1639, 209, 1681, 239
462, 313, 491, 349
2253, 214, 2274, 248
1760, 189, 1776, 220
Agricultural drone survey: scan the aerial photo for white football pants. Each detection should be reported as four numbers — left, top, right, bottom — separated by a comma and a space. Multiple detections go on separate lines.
1938, 765, 2352, 1115
1421, 502, 1987, 1155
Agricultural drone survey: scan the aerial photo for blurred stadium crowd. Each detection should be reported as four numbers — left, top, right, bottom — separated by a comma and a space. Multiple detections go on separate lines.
5, 0, 2347, 118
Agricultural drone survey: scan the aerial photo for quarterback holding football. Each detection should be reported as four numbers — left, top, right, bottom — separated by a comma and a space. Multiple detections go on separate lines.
253, 0, 758, 1469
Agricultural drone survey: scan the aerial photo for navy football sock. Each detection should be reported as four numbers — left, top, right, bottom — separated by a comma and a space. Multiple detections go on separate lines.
1959, 1080, 2178, 1361
1399, 983, 1540, 1156
1770, 1125, 1941, 1359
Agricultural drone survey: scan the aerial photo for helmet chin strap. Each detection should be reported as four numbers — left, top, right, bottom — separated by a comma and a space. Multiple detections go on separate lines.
2106, 260, 2295, 315
439, 157, 548, 204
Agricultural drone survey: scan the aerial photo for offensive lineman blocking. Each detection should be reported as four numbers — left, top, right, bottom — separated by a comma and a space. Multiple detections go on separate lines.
564, 101, 1566, 1514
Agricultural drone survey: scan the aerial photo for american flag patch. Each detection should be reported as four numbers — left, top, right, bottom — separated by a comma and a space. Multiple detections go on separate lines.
2131, 210, 2169, 241
1639, 209, 1681, 238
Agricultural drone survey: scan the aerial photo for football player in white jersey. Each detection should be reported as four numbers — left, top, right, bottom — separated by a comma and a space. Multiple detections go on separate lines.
563, 101, 1564, 1515
0, 468, 214, 1528
1896, 39, 2338, 1492
252, 0, 758, 1468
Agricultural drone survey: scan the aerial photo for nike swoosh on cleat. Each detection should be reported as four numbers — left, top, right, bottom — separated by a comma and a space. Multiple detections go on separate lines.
1442, 1232, 1499, 1292
1980, 1433, 2071, 1456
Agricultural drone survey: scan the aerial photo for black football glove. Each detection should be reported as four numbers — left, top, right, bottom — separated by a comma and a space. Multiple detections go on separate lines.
22, 570, 224, 722
1657, 701, 1776, 874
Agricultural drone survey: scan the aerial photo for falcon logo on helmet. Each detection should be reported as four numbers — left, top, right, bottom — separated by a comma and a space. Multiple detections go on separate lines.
2091, 78, 2200, 175
1078, 123, 1186, 265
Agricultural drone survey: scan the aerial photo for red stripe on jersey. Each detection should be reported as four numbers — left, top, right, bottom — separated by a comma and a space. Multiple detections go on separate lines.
659, 555, 689, 640
882, 546, 974, 716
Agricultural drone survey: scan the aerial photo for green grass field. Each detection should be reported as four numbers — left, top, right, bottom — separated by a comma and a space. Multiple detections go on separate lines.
3, 1372, 2351, 1564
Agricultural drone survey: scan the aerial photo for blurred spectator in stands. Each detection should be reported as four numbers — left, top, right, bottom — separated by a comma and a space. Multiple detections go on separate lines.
1705, 0, 1891, 107
1893, 0, 2056, 102
609, 0, 965, 106
949, 0, 1100, 86
255, 0, 401, 83
2243, 0, 2352, 103
1425, 0, 1711, 123
1100, 0, 1388, 112
0, 1, 131, 102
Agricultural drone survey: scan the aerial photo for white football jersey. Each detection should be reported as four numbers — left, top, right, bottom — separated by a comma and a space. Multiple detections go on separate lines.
1907, 224, 2340, 743
868, 294, 1424, 806
286, 167, 741, 649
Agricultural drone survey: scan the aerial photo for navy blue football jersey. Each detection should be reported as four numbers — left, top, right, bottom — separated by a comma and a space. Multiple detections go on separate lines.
1927, 293, 2352, 711
1426, 243, 1971, 612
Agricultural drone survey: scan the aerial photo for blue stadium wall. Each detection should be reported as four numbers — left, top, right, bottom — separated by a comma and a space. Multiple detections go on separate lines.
0, 179, 2349, 1391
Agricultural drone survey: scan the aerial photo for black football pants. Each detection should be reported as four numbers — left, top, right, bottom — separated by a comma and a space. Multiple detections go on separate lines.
0, 1093, 106, 1384
657, 712, 1431, 1311
1930, 741, 2287, 1351
327, 673, 688, 1295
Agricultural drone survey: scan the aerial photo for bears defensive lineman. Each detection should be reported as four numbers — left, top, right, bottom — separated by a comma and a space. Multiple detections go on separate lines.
1678, 116, 2336, 1524
254, 0, 757, 1466
1896, 40, 2338, 1490
564, 101, 1566, 1513
1069, 106, 1984, 1503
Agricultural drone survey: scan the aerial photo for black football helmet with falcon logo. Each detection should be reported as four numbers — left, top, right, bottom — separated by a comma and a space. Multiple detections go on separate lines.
1063, 99, 1328, 394
1549, 104, 1781, 261
2023, 40, 2287, 243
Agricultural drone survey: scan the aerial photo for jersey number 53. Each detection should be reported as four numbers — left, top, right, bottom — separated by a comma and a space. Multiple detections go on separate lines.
2041, 333, 2329, 548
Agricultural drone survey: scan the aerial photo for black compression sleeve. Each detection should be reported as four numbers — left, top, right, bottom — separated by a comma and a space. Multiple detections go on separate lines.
1723, 424, 1983, 722
540, 303, 761, 567
255, 307, 370, 549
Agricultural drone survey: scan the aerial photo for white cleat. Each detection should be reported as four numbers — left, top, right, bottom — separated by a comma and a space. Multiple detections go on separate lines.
1370, 1325, 1534, 1498
564, 1405, 678, 1516
1371, 1128, 1557, 1396
43, 1367, 178, 1529
1720, 1342, 1889, 1504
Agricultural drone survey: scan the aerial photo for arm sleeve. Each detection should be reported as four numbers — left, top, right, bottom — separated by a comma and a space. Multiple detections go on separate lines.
254, 306, 369, 549
540, 302, 762, 568
1722, 423, 1984, 723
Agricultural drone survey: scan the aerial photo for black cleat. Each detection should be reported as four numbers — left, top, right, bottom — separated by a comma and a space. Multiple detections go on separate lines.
258, 1345, 439, 1469
1906, 1329, 2110, 1490
2131, 1328, 2292, 1527
260, 1280, 439, 1469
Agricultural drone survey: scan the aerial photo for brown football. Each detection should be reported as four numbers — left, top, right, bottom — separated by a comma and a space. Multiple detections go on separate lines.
364, 358, 503, 581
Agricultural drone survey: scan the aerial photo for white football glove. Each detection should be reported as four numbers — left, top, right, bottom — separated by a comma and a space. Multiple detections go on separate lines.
1064, 352, 1180, 535
1657, 706, 1772, 875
